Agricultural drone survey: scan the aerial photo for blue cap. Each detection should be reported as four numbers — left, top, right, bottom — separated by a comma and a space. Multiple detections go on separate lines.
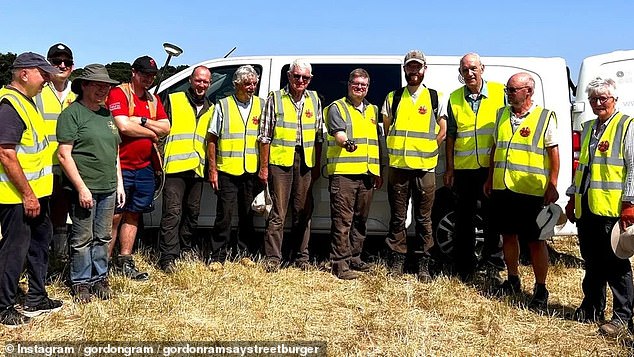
12, 52, 61, 74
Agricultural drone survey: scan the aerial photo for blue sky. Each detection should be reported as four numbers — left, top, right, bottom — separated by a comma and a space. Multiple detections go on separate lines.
1, 1, 633, 82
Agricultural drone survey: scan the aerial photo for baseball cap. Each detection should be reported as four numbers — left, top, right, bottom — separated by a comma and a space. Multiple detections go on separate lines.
132, 55, 159, 74
13, 52, 61, 74
404, 50, 426, 65
47, 43, 73, 59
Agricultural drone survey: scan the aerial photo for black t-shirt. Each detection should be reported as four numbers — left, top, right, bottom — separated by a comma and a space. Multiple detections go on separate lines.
0, 94, 29, 145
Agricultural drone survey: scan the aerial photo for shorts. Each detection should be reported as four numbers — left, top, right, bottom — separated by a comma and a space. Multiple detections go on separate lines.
491, 189, 543, 242
116, 165, 155, 214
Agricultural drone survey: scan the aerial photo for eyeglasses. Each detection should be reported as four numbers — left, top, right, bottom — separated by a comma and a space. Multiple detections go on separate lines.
588, 96, 614, 105
504, 86, 530, 94
291, 73, 311, 82
87, 82, 112, 90
49, 58, 74, 67
349, 82, 368, 88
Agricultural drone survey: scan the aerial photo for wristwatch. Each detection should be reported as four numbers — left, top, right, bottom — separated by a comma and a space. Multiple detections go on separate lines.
140, 117, 147, 127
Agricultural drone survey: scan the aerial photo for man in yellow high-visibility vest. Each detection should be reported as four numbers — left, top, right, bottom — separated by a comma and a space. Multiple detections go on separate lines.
325, 68, 384, 280
257, 59, 323, 272
35, 43, 76, 270
0, 52, 63, 326
382, 50, 447, 282
158, 66, 212, 273
484, 72, 560, 309
444, 53, 505, 283
565, 77, 634, 337
208, 65, 265, 264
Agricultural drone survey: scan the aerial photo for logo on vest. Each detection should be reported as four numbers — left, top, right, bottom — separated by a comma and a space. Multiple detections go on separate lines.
370, 117, 376, 124
598, 140, 610, 153
252, 116, 259, 125
305, 109, 313, 118
520, 127, 531, 137
418, 106, 427, 115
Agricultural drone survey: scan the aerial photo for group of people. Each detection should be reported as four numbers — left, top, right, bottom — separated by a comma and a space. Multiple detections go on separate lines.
0, 45, 632, 340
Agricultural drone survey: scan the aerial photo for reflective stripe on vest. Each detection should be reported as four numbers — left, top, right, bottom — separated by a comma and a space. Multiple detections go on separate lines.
163, 92, 212, 177
574, 113, 632, 218
216, 95, 263, 175
386, 87, 439, 169
35, 84, 76, 166
492, 106, 553, 197
269, 90, 318, 168
0, 88, 53, 203
450, 82, 505, 169
325, 98, 380, 176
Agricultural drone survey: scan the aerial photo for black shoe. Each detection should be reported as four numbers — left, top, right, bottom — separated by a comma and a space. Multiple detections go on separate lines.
159, 259, 177, 274
22, 297, 63, 317
72, 283, 92, 304
0, 306, 30, 327
497, 278, 521, 296
529, 284, 549, 309
416, 256, 432, 283
387, 250, 406, 275
115, 255, 149, 281
349, 261, 371, 272
91, 279, 112, 300
294, 260, 311, 271
572, 307, 603, 323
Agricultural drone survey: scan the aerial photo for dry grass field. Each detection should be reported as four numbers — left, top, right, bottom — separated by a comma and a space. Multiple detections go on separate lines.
0, 235, 632, 356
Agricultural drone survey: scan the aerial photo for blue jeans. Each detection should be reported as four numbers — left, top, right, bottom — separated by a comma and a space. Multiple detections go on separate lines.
69, 191, 116, 284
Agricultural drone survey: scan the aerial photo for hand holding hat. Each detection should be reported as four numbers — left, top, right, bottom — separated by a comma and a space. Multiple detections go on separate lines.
621, 202, 634, 230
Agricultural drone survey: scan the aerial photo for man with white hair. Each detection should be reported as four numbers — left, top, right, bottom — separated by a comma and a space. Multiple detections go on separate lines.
444, 53, 505, 283
258, 59, 323, 271
208, 65, 265, 262
565, 77, 634, 337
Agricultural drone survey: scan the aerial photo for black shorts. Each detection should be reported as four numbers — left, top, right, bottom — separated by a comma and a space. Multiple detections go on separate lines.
491, 189, 543, 242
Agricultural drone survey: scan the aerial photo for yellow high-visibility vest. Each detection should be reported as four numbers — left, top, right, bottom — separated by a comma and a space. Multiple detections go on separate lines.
450, 82, 505, 169
325, 98, 380, 176
574, 112, 632, 218
269, 89, 319, 168
163, 92, 212, 177
0, 88, 53, 203
386, 87, 439, 169
216, 95, 264, 176
35, 83, 76, 166
492, 106, 555, 197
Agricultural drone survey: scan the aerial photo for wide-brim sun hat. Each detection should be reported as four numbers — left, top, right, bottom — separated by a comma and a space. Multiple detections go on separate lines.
611, 221, 634, 259
536, 203, 566, 240
71, 63, 118, 94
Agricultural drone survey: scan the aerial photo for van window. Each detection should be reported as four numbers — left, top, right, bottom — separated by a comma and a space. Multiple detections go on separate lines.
159, 64, 263, 104
280, 63, 401, 114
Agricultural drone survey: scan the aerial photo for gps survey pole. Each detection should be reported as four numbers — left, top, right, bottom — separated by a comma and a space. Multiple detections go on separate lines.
151, 42, 183, 201
153, 42, 184, 95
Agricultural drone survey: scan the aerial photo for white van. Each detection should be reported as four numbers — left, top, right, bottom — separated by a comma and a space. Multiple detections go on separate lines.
146, 55, 574, 255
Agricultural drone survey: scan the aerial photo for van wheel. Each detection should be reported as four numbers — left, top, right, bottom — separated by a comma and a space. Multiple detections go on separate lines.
434, 211, 485, 259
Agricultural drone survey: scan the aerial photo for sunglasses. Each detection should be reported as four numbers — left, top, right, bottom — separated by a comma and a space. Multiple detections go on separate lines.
291, 73, 311, 82
49, 58, 74, 67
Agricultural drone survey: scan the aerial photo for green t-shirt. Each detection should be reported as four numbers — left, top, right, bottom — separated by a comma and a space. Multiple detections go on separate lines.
56, 101, 121, 193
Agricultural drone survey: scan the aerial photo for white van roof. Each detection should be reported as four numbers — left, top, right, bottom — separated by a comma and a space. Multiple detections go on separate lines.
574, 50, 634, 129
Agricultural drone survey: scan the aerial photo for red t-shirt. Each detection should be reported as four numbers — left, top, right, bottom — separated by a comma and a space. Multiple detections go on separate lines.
107, 86, 167, 170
